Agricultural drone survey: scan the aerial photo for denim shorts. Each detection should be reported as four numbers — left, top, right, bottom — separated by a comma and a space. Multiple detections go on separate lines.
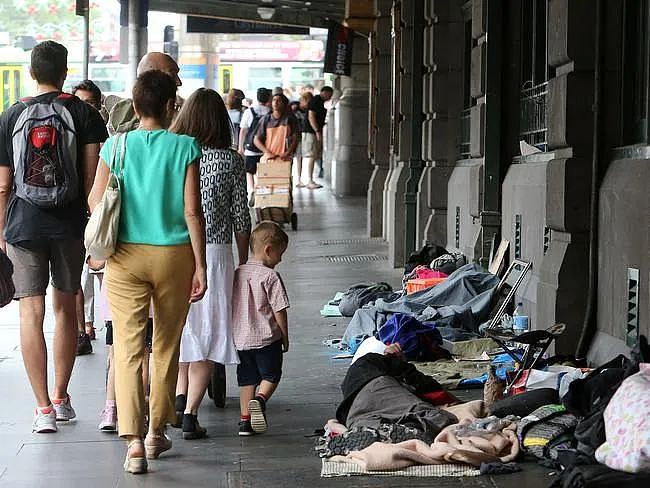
236, 340, 283, 386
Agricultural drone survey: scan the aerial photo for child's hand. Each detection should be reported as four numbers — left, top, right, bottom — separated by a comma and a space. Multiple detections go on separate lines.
87, 257, 106, 271
282, 338, 289, 353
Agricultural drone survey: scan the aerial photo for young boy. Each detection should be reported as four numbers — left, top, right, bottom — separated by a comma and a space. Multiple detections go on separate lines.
232, 221, 290, 436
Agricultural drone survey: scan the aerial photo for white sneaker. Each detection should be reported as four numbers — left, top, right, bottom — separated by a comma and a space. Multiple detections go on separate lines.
33, 407, 57, 433
53, 396, 76, 421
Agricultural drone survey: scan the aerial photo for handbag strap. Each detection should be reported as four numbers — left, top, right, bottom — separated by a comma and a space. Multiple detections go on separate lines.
110, 132, 127, 177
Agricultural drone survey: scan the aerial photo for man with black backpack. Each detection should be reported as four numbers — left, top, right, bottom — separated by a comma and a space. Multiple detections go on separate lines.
238, 87, 272, 195
0, 41, 108, 433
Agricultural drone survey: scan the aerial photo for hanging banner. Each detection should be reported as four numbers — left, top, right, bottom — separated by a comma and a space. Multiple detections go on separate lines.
324, 21, 354, 76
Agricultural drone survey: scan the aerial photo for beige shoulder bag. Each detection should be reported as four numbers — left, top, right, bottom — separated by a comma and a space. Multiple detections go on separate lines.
84, 133, 125, 260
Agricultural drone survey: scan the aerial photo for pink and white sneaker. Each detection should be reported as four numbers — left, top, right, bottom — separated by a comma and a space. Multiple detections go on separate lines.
99, 404, 117, 431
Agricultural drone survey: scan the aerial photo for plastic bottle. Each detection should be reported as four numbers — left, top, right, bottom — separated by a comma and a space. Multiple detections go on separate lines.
512, 302, 529, 332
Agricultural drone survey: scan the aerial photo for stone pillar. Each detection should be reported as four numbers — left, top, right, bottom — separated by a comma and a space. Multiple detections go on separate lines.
367, 0, 393, 237
127, 0, 148, 88
385, 0, 425, 267
326, 33, 371, 194
538, 0, 596, 353
416, 0, 464, 248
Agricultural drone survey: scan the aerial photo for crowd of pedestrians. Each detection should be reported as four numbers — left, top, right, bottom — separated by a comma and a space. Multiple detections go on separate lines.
0, 39, 335, 474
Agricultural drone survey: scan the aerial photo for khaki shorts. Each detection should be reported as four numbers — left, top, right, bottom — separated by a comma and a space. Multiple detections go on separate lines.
6, 239, 85, 297
301, 132, 322, 159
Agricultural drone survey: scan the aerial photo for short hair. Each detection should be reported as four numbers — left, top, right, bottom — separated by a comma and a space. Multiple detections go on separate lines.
31, 40, 68, 85
321, 86, 334, 95
300, 92, 313, 103
250, 221, 289, 253
257, 87, 271, 104
170, 88, 232, 149
132, 70, 177, 120
72, 80, 102, 106
273, 93, 289, 108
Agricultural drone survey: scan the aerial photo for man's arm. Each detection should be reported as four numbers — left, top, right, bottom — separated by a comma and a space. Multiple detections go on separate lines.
238, 127, 248, 154
82, 143, 101, 202
308, 110, 321, 140
254, 134, 274, 159
0, 166, 13, 252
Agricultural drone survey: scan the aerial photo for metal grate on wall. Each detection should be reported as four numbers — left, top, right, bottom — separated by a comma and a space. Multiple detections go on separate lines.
455, 207, 461, 248
324, 254, 388, 263
626, 267, 640, 347
514, 214, 522, 259
543, 226, 551, 255
318, 238, 384, 246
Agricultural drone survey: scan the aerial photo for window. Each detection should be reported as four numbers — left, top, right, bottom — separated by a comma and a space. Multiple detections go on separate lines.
289, 66, 323, 86
621, 0, 650, 144
459, 2, 473, 159
247, 67, 282, 95
519, 0, 550, 151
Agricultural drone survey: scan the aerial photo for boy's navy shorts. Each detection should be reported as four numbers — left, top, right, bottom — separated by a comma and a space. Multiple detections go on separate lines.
236, 340, 283, 386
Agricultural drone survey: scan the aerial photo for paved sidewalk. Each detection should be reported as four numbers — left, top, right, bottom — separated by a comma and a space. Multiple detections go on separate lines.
0, 188, 554, 488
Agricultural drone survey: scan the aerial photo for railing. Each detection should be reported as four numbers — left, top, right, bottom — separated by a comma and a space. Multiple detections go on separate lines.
459, 107, 472, 158
519, 81, 548, 151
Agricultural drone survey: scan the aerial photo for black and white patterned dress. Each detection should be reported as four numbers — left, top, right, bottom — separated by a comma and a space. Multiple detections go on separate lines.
180, 147, 251, 364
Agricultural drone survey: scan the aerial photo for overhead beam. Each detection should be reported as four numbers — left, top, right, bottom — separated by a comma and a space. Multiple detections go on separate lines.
149, 0, 335, 28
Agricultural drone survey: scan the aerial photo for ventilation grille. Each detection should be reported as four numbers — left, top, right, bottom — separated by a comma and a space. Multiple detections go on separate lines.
543, 226, 551, 255
324, 254, 387, 263
626, 267, 640, 347
514, 214, 522, 259
318, 238, 384, 246
455, 206, 461, 248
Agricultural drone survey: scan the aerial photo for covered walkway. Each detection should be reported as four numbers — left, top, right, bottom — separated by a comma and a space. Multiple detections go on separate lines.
0, 189, 552, 487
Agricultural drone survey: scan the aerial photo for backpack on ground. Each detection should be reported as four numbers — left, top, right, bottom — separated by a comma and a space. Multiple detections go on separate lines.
11, 93, 79, 207
243, 108, 262, 152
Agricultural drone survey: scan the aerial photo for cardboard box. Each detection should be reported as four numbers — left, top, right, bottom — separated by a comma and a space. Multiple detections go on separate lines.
257, 161, 291, 179
254, 193, 290, 209
257, 176, 291, 187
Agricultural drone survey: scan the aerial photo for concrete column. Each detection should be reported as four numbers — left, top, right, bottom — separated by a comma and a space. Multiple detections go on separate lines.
330, 35, 372, 196
536, 0, 596, 353
367, 0, 393, 237
127, 0, 148, 88
416, 0, 464, 249
385, 0, 425, 267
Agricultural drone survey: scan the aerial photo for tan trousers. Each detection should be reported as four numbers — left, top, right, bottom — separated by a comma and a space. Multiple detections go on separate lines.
106, 242, 194, 437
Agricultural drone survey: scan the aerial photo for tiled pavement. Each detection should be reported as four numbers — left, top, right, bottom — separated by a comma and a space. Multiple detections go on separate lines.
0, 186, 555, 487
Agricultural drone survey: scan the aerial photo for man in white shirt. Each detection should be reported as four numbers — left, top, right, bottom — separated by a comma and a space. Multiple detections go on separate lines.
239, 88, 272, 193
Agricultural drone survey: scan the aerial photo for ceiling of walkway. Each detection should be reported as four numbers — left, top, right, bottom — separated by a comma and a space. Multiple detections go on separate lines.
149, 0, 346, 28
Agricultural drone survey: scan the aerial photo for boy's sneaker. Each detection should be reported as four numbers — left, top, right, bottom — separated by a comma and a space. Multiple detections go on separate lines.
238, 419, 255, 436
53, 395, 76, 421
77, 332, 93, 356
248, 396, 267, 434
173, 394, 186, 428
182, 413, 207, 440
32, 407, 57, 433
99, 404, 118, 431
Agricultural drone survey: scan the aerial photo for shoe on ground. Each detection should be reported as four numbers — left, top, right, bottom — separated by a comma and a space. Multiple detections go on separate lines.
76, 332, 93, 356
124, 439, 147, 474
53, 395, 76, 421
238, 419, 255, 436
98, 404, 118, 431
144, 431, 172, 459
182, 413, 207, 440
248, 396, 267, 434
32, 407, 57, 433
172, 394, 186, 428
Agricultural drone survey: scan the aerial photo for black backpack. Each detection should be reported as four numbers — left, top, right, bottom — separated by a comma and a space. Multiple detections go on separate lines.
243, 108, 263, 152
0, 249, 15, 307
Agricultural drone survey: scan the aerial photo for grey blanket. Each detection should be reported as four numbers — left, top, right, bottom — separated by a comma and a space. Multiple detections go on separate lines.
342, 263, 499, 346
346, 376, 458, 443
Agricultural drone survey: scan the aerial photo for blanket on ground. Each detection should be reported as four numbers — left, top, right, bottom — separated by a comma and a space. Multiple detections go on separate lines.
342, 263, 499, 347
330, 419, 519, 471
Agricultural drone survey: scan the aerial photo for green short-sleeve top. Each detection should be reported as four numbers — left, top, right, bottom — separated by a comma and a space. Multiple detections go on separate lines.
100, 130, 201, 246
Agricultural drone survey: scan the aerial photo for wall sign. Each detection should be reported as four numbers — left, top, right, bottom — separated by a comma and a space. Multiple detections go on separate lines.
324, 21, 354, 76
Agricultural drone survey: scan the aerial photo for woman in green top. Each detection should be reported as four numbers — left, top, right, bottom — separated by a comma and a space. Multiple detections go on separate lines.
88, 70, 207, 475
